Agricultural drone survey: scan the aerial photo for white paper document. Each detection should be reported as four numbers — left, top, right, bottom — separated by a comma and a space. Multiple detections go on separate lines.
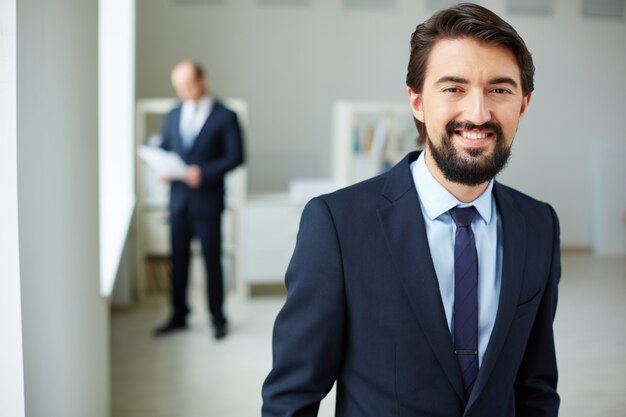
137, 145, 188, 179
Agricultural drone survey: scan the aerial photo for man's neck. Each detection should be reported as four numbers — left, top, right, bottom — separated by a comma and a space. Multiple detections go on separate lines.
423, 149, 490, 203
186, 95, 208, 104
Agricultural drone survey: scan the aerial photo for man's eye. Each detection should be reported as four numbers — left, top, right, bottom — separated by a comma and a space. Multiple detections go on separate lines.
492, 88, 509, 94
444, 87, 461, 93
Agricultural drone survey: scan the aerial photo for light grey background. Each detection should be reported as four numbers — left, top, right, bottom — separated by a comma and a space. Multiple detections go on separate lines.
136, 0, 626, 249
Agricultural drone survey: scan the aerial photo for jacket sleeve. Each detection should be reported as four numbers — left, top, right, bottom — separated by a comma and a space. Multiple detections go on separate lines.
514, 204, 561, 417
262, 197, 346, 417
200, 110, 244, 181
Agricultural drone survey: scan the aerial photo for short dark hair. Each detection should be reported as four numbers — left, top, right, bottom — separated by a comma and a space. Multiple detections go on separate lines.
406, 3, 535, 146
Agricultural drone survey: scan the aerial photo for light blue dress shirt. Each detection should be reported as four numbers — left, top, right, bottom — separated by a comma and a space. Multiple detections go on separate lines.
179, 96, 213, 149
411, 152, 503, 366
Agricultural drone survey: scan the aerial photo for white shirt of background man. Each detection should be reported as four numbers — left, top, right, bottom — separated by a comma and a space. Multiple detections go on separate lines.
179, 96, 213, 149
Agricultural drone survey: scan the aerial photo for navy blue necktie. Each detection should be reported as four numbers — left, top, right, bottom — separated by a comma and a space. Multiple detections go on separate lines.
450, 206, 479, 399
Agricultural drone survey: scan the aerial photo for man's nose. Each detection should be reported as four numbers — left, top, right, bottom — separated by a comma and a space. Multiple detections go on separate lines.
464, 92, 492, 126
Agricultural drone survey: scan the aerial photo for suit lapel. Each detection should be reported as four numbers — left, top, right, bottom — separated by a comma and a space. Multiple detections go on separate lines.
377, 152, 465, 401
172, 106, 184, 152
467, 183, 527, 408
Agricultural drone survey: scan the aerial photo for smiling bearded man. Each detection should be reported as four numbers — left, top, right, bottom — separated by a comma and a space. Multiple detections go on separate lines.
263, 4, 560, 417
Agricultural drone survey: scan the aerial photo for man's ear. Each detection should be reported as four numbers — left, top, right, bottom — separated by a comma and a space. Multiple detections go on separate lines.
519, 92, 532, 119
407, 87, 425, 122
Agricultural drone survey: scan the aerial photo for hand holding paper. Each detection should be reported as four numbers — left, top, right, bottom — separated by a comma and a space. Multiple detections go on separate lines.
137, 145, 188, 180
181, 164, 203, 188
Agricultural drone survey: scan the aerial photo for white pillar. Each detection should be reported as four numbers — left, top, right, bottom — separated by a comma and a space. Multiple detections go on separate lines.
0, 0, 26, 415
17, 0, 109, 415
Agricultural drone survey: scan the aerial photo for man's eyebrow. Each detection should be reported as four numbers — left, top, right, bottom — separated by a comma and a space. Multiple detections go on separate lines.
435, 76, 468, 84
434, 75, 520, 89
489, 77, 519, 88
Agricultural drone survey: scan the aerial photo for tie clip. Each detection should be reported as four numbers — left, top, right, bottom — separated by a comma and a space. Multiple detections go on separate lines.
454, 350, 478, 355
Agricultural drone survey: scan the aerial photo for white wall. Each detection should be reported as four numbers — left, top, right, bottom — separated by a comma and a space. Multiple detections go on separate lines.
0, 0, 26, 415
136, 0, 626, 249
498, 2, 626, 250
17, 0, 109, 415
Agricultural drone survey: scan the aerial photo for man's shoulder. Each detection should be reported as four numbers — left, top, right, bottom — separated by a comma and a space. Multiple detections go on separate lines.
212, 100, 236, 116
297, 174, 389, 231
315, 152, 417, 210
166, 102, 182, 115
163, 104, 182, 129
208, 101, 239, 127
305, 173, 393, 223
494, 181, 557, 223
495, 182, 548, 207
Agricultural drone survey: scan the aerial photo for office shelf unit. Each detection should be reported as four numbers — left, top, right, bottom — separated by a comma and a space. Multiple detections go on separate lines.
332, 100, 416, 187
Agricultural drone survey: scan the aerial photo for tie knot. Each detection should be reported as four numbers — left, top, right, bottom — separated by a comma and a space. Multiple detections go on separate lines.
450, 206, 477, 228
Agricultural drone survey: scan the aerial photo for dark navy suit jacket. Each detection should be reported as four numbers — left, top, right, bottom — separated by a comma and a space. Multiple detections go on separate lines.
160, 100, 244, 218
262, 151, 560, 417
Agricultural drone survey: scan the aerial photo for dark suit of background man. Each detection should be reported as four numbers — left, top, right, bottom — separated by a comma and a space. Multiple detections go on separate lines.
153, 60, 244, 340
263, 3, 560, 416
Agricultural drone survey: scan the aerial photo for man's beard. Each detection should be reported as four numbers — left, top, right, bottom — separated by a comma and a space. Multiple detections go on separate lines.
427, 121, 512, 186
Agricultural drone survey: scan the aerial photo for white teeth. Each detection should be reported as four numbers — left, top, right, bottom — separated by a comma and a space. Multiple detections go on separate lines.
461, 131, 488, 139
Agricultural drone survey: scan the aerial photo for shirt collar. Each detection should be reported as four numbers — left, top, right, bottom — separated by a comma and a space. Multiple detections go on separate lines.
412, 151, 494, 224
182, 96, 212, 112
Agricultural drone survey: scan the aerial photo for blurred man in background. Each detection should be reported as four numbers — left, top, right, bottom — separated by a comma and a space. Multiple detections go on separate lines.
153, 60, 244, 340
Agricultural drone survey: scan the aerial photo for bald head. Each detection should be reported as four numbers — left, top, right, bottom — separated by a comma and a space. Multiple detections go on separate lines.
171, 60, 207, 101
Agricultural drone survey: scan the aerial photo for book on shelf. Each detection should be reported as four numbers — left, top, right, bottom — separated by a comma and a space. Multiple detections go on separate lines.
351, 114, 405, 157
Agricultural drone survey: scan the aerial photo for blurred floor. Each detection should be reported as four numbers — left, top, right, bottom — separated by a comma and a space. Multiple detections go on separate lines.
111, 252, 626, 417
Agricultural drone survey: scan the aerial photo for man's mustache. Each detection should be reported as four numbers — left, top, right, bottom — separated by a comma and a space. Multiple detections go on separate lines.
445, 121, 503, 137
